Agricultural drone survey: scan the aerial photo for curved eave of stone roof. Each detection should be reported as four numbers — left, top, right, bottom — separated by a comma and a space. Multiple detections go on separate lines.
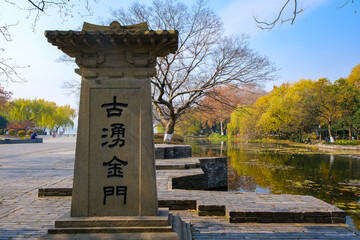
45, 29, 178, 37
45, 29, 178, 57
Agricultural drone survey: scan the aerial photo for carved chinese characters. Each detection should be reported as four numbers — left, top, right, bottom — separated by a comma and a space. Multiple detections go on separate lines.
89, 88, 140, 216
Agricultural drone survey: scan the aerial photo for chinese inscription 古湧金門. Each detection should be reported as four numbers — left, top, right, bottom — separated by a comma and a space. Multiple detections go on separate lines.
101, 96, 129, 206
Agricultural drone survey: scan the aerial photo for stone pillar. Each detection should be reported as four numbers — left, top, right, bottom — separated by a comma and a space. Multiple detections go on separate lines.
45, 22, 178, 217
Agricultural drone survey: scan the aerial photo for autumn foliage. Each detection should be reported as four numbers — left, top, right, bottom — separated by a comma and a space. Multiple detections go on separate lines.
197, 85, 266, 135
228, 64, 360, 142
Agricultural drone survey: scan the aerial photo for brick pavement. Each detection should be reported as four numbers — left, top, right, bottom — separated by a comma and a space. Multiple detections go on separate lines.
1, 137, 360, 239
0, 137, 75, 239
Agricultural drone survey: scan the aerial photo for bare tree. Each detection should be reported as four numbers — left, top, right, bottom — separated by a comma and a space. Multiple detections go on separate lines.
255, 0, 358, 30
0, 0, 96, 82
197, 84, 266, 135
0, 48, 29, 83
111, 0, 277, 141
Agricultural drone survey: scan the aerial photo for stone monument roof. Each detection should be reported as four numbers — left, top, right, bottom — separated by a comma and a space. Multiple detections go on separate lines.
45, 21, 178, 57
45, 29, 177, 37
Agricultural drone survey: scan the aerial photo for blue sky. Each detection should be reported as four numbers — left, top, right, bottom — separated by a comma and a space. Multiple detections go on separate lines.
1, 0, 359, 110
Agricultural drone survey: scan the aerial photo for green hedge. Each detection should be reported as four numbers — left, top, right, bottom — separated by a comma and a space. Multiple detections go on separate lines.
325, 140, 360, 145
33, 129, 44, 135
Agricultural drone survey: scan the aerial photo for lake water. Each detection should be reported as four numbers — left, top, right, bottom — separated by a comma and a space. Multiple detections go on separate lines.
184, 138, 360, 229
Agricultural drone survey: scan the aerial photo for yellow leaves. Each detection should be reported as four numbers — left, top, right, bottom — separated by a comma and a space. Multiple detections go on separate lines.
347, 64, 360, 87
7, 98, 76, 130
227, 63, 360, 138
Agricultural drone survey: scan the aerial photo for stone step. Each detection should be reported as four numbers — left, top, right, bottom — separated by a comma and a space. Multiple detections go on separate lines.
55, 209, 170, 228
155, 157, 200, 170
39, 188, 347, 224
40, 210, 190, 240
155, 145, 192, 159
225, 207, 346, 224
48, 226, 174, 234
40, 232, 180, 239
197, 204, 225, 216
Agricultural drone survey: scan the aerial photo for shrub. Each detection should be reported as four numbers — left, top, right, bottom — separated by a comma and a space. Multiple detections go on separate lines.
0, 129, 3, 135
33, 129, 44, 135
154, 133, 163, 142
332, 140, 360, 145
8, 129, 16, 136
154, 133, 184, 144
17, 130, 26, 137
172, 134, 184, 142
208, 133, 228, 139
26, 130, 34, 136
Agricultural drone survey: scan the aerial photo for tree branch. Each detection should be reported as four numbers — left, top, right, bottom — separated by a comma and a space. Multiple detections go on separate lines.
255, 0, 302, 30
27, 0, 45, 11
255, 0, 358, 30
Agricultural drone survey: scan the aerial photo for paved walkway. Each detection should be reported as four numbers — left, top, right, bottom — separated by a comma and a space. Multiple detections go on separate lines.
1, 137, 360, 239
0, 137, 75, 239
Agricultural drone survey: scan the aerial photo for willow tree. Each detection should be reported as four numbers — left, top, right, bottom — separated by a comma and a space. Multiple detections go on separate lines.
51, 105, 76, 132
111, 0, 276, 141
4, 98, 76, 131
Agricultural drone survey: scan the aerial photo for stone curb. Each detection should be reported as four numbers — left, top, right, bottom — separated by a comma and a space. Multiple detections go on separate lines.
0, 138, 43, 144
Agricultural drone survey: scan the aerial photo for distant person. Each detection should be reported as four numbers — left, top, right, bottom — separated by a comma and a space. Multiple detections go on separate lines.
30, 132, 37, 139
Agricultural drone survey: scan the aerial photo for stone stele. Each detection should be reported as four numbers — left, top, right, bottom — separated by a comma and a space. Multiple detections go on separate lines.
45, 21, 178, 217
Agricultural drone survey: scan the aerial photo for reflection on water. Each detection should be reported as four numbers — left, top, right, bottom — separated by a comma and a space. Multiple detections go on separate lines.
185, 138, 360, 230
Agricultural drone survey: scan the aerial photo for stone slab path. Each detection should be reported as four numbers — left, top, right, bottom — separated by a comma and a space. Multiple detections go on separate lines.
0, 137, 360, 239
156, 168, 346, 224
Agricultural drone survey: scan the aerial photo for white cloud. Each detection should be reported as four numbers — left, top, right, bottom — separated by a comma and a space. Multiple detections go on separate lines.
219, 0, 331, 36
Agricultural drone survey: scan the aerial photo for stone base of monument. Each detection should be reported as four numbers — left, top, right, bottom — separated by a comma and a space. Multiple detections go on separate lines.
38, 208, 191, 240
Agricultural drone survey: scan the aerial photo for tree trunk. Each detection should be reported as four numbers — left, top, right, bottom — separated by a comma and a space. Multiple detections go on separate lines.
328, 121, 334, 142
220, 119, 224, 135
349, 126, 352, 140
220, 141, 224, 157
163, 119, 175, 141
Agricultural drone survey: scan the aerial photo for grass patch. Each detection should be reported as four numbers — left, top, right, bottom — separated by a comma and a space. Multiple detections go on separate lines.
154, 133, 184, 144
208, 133, 228, 139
